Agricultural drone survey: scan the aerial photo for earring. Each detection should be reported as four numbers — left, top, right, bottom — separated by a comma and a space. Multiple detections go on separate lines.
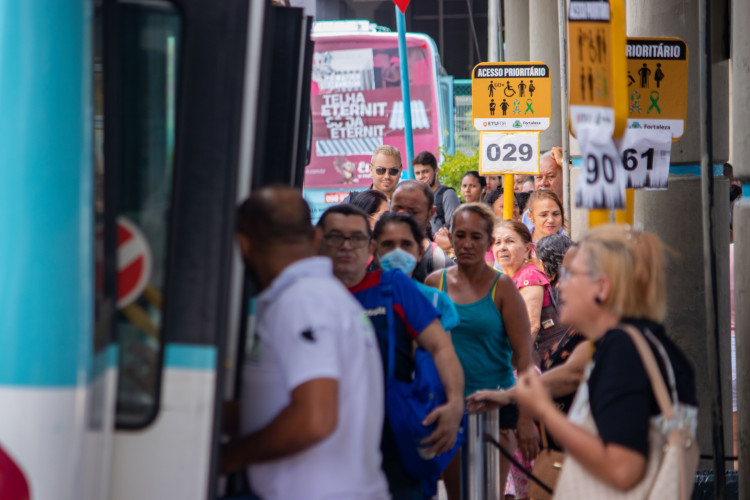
594, 296, 603, 304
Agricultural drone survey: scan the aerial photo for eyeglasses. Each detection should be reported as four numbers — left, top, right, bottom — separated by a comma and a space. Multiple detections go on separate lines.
374, 167, 401, 176
559, 266, 591, 283
323, 232, 370, 248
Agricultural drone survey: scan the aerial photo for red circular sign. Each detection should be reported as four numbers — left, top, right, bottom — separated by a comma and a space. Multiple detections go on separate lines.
117, 217, 152, 309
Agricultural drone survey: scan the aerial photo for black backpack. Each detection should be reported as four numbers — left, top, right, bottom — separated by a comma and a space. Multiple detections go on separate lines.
433, 185, 456, 229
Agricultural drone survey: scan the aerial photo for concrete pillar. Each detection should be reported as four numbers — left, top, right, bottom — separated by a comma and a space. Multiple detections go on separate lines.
731, 0, 750, 493
528, 0, 561, 151
488, 0, 501, 62
627, 0, 732, 468
735, 199, 750, 497
503, 0, 529, 62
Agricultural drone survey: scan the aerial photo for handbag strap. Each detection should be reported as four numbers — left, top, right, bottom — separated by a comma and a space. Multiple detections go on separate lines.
548, 285, 560, 313
641, 327, 680, 405
381, 270, 396, 382
539, 422, 550, 450
483, 433, 554, 494
619, 324, 675, 420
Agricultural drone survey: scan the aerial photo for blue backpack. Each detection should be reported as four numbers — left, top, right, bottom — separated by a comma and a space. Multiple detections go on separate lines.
379, 270, 465, 484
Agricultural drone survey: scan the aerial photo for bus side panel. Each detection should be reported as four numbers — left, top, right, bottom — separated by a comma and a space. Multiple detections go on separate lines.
0, 1, 107, 499
0, 353, 117, 500
110, 344, 216, 500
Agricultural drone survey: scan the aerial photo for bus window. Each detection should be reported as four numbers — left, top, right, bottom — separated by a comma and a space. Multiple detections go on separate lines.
439, 76, 455, 155
113, 1, 181, 428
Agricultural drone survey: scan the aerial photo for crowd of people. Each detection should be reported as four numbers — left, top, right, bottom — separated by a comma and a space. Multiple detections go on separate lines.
222, 145, 701, 500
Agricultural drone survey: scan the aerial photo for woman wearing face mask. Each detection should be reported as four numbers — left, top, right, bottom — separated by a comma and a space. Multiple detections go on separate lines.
527, 189, 566, 243
374, 212, 460, 333
425, 204, 537, 498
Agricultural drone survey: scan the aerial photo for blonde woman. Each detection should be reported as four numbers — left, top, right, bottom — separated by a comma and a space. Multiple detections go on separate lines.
512, 225, 697, 496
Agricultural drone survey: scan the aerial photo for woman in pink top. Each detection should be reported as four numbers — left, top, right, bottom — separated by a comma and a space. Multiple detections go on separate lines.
493, 220, 566, 366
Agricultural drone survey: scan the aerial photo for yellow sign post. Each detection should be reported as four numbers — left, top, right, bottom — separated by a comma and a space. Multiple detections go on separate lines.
471, 62, 552, 132
567, 0, 627, 224
472, 62, 551, 220
626, 37, 688, 141
567, 0, 627, 139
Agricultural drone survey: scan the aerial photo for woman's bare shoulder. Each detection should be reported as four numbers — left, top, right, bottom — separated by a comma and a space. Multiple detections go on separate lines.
424, 269, 443, 288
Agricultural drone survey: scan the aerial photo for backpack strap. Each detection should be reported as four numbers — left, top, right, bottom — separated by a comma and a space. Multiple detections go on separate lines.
434, 185, 455, 229
380, 270, 397, 382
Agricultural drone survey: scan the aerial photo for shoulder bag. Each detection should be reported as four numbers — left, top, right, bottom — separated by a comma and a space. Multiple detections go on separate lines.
553, 324, 699, 499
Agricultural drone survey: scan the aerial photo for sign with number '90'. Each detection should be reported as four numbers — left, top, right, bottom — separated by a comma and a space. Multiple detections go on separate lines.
575, 124, 627, 209
479, 132, 540, 175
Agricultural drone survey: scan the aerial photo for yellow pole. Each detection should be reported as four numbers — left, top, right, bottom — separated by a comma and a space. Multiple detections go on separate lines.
615, 188, 635, 224
503, 174, 514, 219
588, 209, 610, 227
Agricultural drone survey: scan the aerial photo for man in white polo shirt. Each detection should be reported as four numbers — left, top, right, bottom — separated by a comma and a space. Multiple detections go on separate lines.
222, 186, 388, 500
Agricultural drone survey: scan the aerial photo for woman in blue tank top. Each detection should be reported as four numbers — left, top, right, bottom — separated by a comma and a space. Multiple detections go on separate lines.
424, 203, 538, 497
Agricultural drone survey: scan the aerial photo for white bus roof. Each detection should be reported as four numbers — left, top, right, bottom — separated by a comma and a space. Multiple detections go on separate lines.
312, 20, 390, 34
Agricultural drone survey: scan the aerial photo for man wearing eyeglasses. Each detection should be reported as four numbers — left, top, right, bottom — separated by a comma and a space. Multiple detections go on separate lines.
316, 204, 465, 500
224, 187, 389, 500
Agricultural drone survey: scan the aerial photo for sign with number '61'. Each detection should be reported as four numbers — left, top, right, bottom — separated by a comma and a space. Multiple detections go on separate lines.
479, 132, 540, 175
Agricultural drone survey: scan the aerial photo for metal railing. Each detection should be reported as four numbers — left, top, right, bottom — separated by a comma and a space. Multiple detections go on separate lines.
461, 410, 501, 499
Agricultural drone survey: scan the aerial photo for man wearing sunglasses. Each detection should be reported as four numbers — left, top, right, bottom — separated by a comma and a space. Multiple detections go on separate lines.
368, 145, 403, 202
341, 145, 403, 205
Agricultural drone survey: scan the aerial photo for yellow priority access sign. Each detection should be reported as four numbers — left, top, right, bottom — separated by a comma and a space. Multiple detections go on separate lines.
471, 62, 551, 132
567, 0, 628, 138
626, 38, 688, 141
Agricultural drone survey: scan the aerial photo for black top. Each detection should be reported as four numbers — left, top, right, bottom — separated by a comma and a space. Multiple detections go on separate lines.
588, 318, 697, 457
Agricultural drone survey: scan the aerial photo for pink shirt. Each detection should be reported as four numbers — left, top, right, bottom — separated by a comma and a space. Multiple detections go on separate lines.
512, 263, 551, 307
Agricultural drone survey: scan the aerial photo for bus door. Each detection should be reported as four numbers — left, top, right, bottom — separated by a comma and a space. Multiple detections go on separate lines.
103, 0, 257, 499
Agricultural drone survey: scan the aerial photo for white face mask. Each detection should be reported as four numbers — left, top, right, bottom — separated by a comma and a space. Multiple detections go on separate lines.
378, 247, 418, 276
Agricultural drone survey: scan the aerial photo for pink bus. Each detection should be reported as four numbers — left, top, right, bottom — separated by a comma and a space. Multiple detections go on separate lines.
304, 20, 454, 219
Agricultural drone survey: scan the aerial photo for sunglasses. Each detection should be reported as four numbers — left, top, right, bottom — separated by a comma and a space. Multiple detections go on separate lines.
374, 167, 401, 176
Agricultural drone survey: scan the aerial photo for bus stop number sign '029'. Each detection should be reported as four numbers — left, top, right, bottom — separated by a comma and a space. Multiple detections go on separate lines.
479, 132, 540, 175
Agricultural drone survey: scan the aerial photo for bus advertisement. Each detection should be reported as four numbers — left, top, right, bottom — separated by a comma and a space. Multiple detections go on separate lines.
304, 22, 453, 219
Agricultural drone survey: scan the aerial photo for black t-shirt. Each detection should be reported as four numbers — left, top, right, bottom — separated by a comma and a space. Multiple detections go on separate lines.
588, 318, 697, 457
